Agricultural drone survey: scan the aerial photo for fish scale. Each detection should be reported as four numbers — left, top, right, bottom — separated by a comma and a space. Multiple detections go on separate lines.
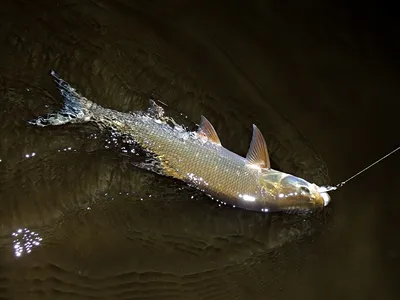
95, 110, 264, 209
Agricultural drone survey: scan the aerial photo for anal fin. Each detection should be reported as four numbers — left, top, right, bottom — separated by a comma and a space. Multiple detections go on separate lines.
157, 155, 185, 181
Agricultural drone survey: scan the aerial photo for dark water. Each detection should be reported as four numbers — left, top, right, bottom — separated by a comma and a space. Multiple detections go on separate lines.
0, 1, 398, 299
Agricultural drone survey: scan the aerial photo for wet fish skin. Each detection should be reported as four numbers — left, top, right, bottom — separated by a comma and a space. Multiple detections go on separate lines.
30, 70, 331, 213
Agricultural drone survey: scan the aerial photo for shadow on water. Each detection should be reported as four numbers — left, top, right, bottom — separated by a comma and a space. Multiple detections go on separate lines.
0, 0, 398, 300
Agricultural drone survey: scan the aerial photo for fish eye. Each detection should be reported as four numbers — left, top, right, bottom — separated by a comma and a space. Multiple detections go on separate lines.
300, 186, 311, 194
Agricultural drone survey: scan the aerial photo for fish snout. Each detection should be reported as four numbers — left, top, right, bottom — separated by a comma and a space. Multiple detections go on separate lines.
320, 192, 331, 206
314, 184, 334, 206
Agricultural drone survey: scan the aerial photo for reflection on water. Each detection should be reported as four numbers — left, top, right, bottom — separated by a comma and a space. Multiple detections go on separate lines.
12, 228, 42, 257
24, 152, 36, 158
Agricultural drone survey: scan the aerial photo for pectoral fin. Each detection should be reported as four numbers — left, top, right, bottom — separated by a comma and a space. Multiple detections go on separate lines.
246, 125, 270, 169
197, 115, 222, 145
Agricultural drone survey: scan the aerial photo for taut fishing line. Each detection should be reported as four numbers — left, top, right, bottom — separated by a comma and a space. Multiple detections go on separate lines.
318, 146, 400, 193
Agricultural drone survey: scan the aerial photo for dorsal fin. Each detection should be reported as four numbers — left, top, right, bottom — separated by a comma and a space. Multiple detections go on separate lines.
246, 124, 270, 169
197, 115, 222, 145
147, 99, 165, 118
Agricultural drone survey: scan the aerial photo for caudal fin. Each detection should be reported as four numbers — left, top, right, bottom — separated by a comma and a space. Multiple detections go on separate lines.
29, 70, 93, 127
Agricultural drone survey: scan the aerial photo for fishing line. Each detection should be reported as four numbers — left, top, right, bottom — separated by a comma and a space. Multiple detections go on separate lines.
319, 146, 400, 193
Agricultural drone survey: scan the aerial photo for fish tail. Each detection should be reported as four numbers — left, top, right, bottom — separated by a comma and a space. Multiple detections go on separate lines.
29, 70, 94, 127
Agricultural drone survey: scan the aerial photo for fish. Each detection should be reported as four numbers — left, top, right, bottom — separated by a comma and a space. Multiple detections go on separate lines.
29, 70, 331, 213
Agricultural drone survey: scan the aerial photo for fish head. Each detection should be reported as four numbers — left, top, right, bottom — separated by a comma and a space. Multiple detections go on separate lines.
260, 172, 331, 211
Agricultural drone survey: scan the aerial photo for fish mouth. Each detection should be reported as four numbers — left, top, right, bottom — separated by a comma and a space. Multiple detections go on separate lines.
320, 192, 331, 206
315, 185, 332, 206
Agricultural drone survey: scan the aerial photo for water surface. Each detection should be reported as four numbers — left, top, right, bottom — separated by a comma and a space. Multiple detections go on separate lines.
0, 1, 398, 299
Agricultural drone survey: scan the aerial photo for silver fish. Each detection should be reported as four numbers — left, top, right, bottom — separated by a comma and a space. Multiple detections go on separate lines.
30, 71, 331, 213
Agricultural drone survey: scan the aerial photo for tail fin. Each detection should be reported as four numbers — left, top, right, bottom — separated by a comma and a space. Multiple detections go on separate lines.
29, 70, 93, 127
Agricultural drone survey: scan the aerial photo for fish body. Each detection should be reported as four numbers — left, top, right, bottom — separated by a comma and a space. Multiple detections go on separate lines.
30, 71, 331, 213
